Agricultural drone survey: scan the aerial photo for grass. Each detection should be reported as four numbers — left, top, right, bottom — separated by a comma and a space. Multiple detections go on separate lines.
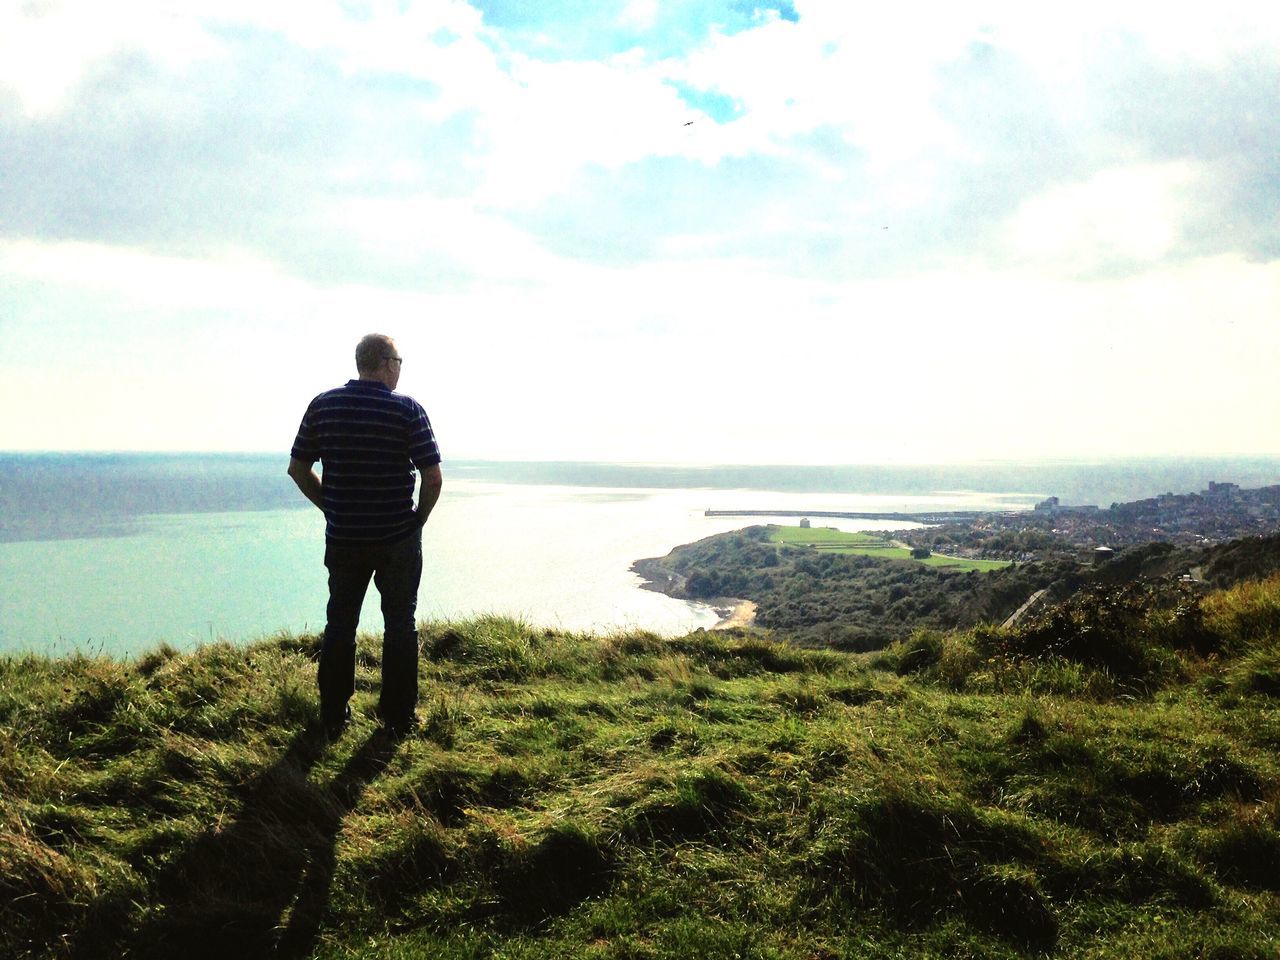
768, 525, 1011, 571
2, 579, 1280, 958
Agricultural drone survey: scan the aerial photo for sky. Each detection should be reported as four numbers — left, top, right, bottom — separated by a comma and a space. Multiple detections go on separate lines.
1, 1, 1278, 464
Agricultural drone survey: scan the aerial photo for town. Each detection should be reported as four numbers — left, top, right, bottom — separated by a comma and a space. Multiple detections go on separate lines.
895, 481, 1280, 562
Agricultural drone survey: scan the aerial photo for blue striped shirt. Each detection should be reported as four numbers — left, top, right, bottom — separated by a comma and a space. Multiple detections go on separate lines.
291, 380, 441, 543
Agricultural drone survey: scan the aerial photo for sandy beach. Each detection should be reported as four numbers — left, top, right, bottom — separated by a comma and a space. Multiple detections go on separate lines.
712, 599, 757, 630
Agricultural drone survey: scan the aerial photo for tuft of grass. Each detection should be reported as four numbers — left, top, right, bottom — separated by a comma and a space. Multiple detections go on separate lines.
806, 779, 1059, 949
1195, 801, 1280, 891
622, 763, 756, 843
1204, 573, 1280, 646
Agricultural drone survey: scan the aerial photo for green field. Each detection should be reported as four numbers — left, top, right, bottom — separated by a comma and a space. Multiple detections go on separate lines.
767, 525, 1011, 571
5, 573, 1280, 959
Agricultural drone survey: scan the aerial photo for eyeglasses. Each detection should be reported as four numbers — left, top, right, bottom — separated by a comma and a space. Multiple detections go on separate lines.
384, 356, 403, 367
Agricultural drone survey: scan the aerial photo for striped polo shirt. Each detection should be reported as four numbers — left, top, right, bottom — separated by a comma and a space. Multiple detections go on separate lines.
291, 379, 441, 543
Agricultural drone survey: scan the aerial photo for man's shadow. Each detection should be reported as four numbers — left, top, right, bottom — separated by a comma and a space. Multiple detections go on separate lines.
70, 726, 397, 960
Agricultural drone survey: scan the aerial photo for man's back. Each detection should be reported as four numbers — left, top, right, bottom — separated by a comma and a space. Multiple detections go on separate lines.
291, 378, 440, 544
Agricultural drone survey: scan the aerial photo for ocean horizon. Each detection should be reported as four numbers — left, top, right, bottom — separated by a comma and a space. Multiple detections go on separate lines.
4, 453, 1280, 657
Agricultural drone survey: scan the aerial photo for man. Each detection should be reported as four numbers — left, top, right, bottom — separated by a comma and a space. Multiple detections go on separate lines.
288, 333, 443, 739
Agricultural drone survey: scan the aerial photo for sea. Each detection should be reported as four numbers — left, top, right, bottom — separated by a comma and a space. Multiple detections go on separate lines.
4, 454, 1280, 658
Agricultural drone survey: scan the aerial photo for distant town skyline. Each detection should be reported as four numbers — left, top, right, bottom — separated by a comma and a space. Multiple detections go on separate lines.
2, 2, 1278, 463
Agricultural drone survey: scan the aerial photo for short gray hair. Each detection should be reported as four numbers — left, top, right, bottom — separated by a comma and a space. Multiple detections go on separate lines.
355, 333, 396, 374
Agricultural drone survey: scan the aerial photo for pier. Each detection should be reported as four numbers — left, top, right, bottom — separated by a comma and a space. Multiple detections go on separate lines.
704, 508, 986, 524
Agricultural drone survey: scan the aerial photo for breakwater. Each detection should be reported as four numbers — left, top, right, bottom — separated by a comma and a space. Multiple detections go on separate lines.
704, 508, 986, 524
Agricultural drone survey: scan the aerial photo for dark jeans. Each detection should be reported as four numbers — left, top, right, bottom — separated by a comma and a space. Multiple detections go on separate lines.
319, 528, 423, 728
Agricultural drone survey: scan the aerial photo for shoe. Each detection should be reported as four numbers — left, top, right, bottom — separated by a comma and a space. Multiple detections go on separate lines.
323, 704, 353, 741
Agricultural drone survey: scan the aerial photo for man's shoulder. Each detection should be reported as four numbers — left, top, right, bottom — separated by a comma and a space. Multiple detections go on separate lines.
391, 389, 427, 412
307, 381, 357, 403
308, 381, 388, 404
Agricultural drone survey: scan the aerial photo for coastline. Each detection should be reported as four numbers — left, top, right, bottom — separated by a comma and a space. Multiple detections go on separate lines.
630, 556, 684, 598
632, 555, 757, 631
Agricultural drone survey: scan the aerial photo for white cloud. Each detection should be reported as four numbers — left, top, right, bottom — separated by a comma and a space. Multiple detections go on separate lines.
618, 0, 659, 31
0, 1, 223, 116
327, 194, 571, 282
1003, 162, 1198, 272
0, 239, 310, 312
467, 53, 695, 207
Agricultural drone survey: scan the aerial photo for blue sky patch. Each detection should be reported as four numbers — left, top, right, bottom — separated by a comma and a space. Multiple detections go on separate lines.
469, 0, 797, 61
732, 0, 799, 25
668, 81, 743, 123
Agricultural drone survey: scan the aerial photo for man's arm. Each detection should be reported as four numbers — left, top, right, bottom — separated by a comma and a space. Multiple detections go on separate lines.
416, 463, 443, 526
288, 457, 324, 511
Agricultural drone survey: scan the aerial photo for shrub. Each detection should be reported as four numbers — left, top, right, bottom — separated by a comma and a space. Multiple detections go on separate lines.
993, 582, 1210, 690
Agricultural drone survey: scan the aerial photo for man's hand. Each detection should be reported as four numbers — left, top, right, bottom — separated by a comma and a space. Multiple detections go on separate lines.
288, 457, 324, 510
416, 463, 443, 526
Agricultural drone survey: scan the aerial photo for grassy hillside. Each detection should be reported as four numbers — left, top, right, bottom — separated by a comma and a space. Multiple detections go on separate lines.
3, 576, 1280, 959
637, 525, 1085, 648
